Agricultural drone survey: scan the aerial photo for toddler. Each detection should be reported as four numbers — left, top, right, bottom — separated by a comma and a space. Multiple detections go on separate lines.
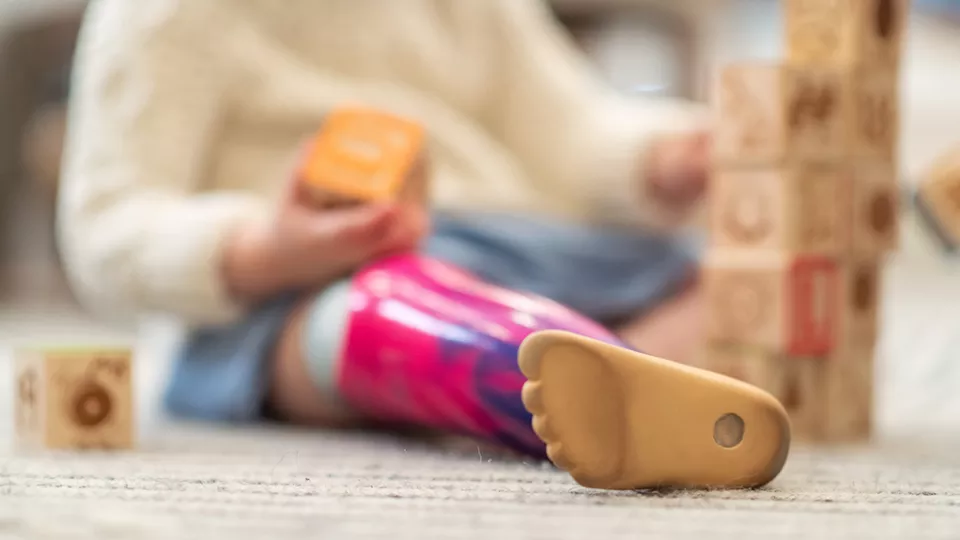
59, 1, 712, 445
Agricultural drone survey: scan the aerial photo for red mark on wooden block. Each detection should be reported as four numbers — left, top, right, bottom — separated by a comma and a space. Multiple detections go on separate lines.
788, 258, 839, 356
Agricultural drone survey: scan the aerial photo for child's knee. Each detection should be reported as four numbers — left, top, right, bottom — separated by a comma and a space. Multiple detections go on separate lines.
265, 281, 355, 425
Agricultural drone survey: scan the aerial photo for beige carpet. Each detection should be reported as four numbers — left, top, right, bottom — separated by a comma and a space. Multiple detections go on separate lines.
1, 209, 960, 539
2, 425, 960, 539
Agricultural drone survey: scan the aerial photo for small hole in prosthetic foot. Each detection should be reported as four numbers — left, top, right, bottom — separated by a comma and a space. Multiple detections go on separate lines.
714, 413, 745, 448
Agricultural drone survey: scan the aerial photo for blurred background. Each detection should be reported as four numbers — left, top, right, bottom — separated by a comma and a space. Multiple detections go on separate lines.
3, 0, 960, 305
0, 0, 958, 434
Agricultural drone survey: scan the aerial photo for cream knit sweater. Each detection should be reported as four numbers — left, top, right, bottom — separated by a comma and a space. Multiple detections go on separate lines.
58, 0, 709, 327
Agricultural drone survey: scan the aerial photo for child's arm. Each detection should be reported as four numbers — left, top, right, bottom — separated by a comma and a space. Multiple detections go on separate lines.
57, 0, 268, 326
59, 2, 424, 327
482, 0, 710, 231
60, 1, 432, 327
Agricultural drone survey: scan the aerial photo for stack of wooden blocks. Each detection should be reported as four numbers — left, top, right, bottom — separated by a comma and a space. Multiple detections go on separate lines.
704, 0, 908, 442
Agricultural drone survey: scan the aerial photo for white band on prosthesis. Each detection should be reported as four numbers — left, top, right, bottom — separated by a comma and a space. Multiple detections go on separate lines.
301, 279, 353, 399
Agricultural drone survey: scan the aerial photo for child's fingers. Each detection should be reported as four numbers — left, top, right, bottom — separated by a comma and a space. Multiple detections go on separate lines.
378, 205, 430, 254
316, 203, 399, 244
652, 132, 711, 191
688, 132, 712, 173
281, 138, 321, 205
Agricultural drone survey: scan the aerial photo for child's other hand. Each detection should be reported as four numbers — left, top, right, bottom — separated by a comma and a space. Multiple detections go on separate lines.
644, 131, 711, 210
223, 172, 430, 303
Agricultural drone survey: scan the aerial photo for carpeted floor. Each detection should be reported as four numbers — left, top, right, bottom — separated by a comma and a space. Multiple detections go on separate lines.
1, 207, 959, 539
3, 425, 960, 539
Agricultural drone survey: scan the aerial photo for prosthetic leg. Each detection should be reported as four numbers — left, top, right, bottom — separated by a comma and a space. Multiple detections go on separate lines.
298, 108, 789, 490
315, 254, 790, 490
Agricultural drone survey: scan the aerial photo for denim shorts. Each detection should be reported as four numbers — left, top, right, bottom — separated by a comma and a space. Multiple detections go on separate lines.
163, 212, 700, 422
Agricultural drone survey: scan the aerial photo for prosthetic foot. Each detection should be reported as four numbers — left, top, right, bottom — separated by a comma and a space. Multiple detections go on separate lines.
519, 330, 791, 490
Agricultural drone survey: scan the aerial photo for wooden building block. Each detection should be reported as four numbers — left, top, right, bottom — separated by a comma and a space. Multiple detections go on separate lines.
839, 258, 882, 346
715, 63, 848, 165
848, 68, 899, 164
704, 251, 840, 356
714, 63, 898, 165
785, 0, 909, 69
702, 343, 789, 404
299, 106, 427, 207
14, 348, 134, 451
916, 148, 960, 252
781, 359, 827, 442
822, 345, 875, 442
710, 165, 850, 254
850, 163, 900, 254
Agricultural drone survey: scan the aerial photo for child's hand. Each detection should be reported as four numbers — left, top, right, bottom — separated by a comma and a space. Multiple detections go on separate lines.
223, 172, 429, 303
644, 131, 711, 210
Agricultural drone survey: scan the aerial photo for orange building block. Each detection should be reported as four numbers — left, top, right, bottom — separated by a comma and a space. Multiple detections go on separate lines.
299, 107, 427, 206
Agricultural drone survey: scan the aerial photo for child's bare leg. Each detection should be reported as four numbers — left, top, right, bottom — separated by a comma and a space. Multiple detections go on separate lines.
615, 281, 704, 366
266, 289, 361, 427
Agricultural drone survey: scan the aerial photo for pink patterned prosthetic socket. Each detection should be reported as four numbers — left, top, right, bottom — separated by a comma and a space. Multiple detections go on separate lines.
335, 254, 630, 457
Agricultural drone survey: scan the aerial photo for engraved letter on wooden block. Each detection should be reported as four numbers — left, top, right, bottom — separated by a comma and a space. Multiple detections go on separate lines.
13, 349, 134, 451
786, 0, 908, 69
711, 170, 780, 248
848, 69, 899, 163
840, 259, 882, 347
14, 352, 46, 449
704, 252, 841, 356
711, 165, 849, 253
786, 0, 853, 66
705, 253, 783, 349
855, 0, 909, 68
715, 63, 848, 165
851, 164, 899, 254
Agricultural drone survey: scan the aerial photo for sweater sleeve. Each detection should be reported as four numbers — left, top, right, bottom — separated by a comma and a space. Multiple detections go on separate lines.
58, 0, 269, 327
483, 0, 710, 231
